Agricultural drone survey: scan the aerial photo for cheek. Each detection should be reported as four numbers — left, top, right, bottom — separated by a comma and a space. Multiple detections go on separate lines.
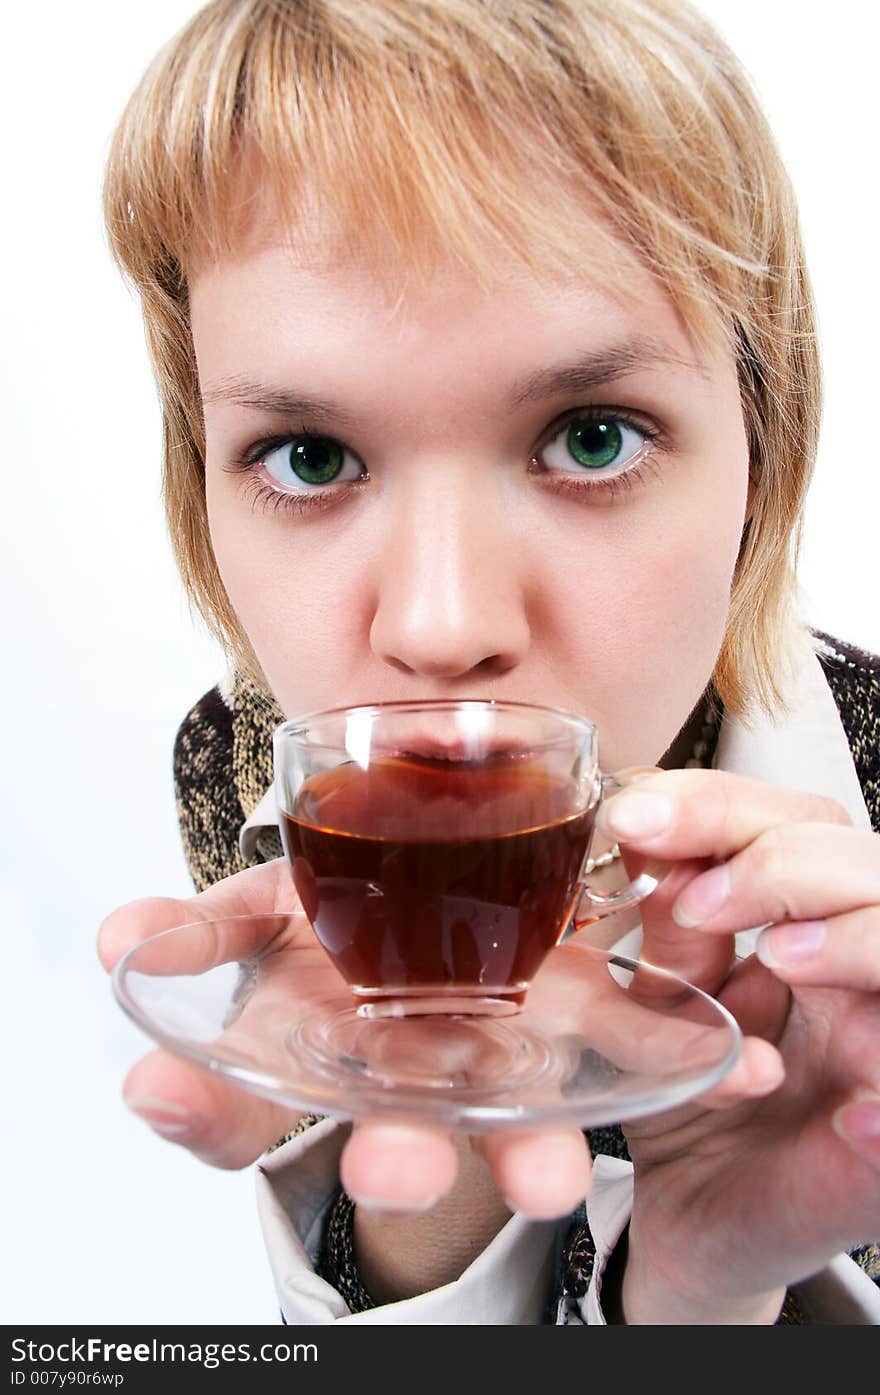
205, 473, 365, 714
553, 468, 747, 767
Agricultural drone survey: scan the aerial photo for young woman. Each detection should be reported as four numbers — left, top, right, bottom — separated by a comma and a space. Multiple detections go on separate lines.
98, 0, 880, 1323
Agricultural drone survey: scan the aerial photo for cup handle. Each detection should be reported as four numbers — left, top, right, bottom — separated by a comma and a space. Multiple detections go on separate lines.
573, 771, 669, 927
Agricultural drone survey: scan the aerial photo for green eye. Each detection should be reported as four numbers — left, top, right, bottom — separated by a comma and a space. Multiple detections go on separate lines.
259, 433, 362, 492
289, 436, 345, 485
566, 419, 623, 470
538, 413, 648, 482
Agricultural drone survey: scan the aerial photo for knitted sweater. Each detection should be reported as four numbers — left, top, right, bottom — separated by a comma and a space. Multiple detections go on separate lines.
172, 632, 880, 1317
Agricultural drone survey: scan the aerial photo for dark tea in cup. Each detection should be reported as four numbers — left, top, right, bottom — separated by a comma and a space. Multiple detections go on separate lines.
275, 701, 660, 1017
280, 751, 596, 1012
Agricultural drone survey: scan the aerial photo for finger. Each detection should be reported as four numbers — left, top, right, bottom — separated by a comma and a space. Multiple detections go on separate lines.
695, 1034, 786, 1110
340, 1123, 459, 1212
111, 910, 314, 978
596, 768, 851, 862
529, 939, 741, 1084
669, 824, 880, 934
713, 950, 792, 1045
478, 1128, 592, 1218
98, 857, 297, 970
123, 1049, 301, 1169
627, 1037, 785, 1149
632, 852, 736, 996
832, 1094, 880, 1167
754, 908, 880, 992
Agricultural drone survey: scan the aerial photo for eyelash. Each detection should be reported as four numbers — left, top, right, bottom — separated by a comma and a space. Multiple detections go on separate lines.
227, 427, 367, 519
226, 408, 666, 517
537, 457, 660, 503
531, 407, 663, 502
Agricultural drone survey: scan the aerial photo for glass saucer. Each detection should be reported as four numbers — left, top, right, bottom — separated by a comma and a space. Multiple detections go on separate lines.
112, 912, 742, 1131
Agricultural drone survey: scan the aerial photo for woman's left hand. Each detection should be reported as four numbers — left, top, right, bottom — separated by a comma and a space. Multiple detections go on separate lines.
594, 767, 880, 1324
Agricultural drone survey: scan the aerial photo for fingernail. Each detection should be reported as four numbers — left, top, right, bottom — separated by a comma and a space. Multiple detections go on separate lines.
756, 920, 826, 968
598, 791, 674, 840
125, 1094, 196, 1138
672, 863, 730, 927
832, 1100, 880, 1143
348, 1193, 440, 1216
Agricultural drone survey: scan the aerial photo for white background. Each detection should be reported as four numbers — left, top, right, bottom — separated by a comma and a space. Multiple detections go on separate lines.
1, 1, 877, 1325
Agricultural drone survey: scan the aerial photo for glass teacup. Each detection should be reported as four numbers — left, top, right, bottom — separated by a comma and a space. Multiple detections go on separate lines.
275, 699, 661, 1018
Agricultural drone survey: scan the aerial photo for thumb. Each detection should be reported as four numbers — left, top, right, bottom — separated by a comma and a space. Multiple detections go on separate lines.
98, 857, 296, 971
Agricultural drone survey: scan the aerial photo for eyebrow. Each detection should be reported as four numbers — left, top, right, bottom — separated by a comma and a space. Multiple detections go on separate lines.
508, 336, 706, 406
201, 376, 360, 427
201, 335, 704, 422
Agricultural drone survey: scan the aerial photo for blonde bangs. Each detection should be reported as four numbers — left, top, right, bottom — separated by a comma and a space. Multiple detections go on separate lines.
104, 0, 822, 721
107, 0, 774, 318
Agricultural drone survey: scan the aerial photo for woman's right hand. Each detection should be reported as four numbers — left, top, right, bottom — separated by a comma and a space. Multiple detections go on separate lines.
98, 859, 594, 1219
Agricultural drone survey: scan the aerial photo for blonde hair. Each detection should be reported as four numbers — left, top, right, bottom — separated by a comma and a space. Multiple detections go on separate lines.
104, 0, 820, 720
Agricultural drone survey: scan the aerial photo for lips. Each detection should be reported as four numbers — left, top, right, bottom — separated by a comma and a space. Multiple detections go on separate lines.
279, 699, 593, 771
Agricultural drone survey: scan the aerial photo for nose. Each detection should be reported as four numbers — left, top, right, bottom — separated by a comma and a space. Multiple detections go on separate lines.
369, 469, 531, 681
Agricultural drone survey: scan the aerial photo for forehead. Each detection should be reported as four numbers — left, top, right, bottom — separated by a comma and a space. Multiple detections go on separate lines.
188, 195, 716, 377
